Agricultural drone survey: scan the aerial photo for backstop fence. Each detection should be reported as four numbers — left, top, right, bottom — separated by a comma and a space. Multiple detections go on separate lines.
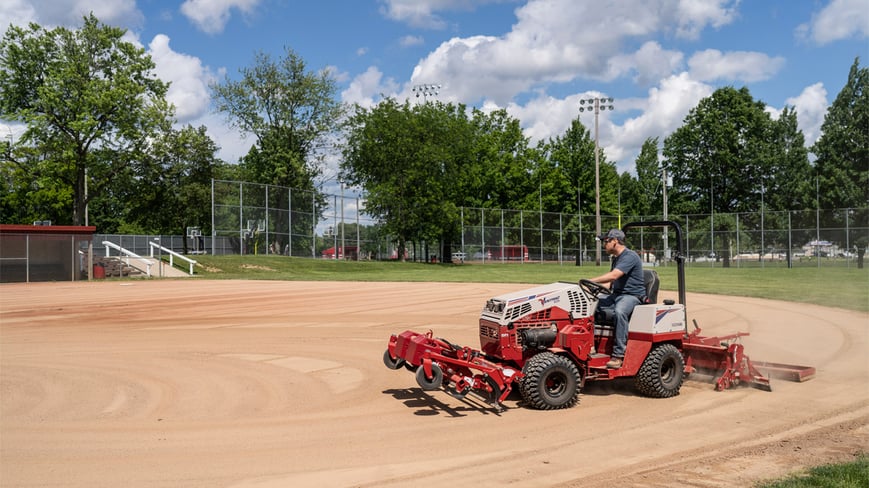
194, 179, 869, 268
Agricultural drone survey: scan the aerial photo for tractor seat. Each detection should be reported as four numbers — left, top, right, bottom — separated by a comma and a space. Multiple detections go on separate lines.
643, 269, 659, 304
594, 269, 660, 326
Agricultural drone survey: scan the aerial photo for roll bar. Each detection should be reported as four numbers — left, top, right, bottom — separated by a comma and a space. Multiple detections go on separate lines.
621, 220, 686, 307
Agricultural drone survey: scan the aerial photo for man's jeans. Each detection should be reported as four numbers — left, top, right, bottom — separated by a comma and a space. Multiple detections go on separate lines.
596, 293, 641, 358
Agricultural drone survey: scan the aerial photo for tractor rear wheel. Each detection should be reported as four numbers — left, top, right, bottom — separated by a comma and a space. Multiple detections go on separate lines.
415, 363, 444, 391
635, 343, 684, 398
520, 352, 581, 410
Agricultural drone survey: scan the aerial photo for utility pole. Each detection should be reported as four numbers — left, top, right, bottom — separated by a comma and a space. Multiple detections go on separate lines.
579, 96, 614, 265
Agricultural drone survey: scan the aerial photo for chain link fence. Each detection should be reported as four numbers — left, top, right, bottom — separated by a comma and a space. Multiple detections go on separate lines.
206, 179, 867, 268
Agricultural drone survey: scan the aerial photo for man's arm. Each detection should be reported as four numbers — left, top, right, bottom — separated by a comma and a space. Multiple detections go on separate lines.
588, 268, 625, 285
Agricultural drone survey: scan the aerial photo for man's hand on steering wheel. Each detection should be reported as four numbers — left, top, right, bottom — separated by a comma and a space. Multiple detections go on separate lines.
579, 279, 612, 298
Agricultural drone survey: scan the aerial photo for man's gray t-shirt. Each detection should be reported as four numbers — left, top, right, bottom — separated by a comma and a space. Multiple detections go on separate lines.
610, 249, 645, 297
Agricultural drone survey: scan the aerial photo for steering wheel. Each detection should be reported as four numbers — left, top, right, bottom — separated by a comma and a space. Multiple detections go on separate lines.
579, 279, 611, 298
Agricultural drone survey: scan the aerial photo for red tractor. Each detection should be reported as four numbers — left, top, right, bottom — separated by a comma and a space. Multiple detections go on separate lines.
384, 221, 814, 411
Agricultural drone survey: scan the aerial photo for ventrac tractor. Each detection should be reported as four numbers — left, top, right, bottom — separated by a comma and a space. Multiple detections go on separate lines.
383, 221, 814, 411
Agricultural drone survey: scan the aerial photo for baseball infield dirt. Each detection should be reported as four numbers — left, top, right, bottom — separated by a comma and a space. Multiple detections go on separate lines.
1, 280, 867, 487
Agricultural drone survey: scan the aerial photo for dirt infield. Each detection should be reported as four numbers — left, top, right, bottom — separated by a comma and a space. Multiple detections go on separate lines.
1, 280, 867, 487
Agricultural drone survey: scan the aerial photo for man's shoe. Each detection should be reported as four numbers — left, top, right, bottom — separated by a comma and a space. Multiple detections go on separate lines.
606, 357, 623, 369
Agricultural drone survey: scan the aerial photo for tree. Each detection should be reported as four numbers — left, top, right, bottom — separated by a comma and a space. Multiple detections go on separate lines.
211, 48, 344, 192
0, 14, 172, 226
633, 137, 662, 217
812, 57, 869, 210
123, 125, 222, 240
663, 87, 777, 266
342, 99, 470, 260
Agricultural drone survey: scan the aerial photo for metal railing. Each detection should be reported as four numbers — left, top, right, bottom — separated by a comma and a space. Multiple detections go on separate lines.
102, 241, 152, 277
149, 241, 197, 276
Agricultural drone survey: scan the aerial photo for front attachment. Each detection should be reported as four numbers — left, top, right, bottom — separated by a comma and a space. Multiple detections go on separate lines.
384, 330, 523, 411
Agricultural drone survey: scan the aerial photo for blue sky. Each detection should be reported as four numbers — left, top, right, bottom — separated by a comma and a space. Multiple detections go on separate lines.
2, 0, 868, 185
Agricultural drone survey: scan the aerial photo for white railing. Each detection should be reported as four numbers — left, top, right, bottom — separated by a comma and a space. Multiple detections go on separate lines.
102, 241, 153, 277
149, 241, 197, 276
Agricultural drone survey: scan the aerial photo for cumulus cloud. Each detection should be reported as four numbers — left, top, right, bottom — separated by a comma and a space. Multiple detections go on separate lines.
609, 41, 685, 86
180, 0, 260, 35
148, 34, 216, 123
673, 0, 739, 39
800, 0, 869, 45
342, 66, 401, 109
406, 0, 741, 106
378, 0, 512, 29
0, 0, 142, 33
766, 83, 829, 147
688, 49, 785, 83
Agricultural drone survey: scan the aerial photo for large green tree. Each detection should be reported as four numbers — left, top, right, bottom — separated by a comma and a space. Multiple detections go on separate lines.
0, 14, 172, 226
812, 57, 869, 210
211, 48, 344, 192
663, 87, 777, 265
342, 99, 475, 260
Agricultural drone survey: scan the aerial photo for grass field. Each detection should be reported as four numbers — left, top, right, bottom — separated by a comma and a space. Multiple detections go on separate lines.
188, 255, 869, 313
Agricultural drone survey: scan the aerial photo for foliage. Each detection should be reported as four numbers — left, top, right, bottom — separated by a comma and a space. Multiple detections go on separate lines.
663, 87, 775, 216
633, 137, 663, 217
756, 453, 867, 488
126, 125, 221, 240
341, 99, 531, 259
0, 14, 172, 226
211, 48, 344, 192
661, 86, 820, 265
812, 57, 869, 211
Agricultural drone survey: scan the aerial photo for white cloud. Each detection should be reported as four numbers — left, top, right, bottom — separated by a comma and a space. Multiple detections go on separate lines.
801, 0, 869, 45
497, 72, 713, 174
609, 41, 685, 86
180, 0, 260, 35
766, 82, 829, 148
148, 34, 216, 123
378, 0, 512, 29
0, 0, 142, 33
400, 35, 425, 47
342, 66, 401, 109
611, 73, 713, 170
688, 49, 785, 83
0, 0, 37, 32
674, 0, 739, 39
406, 0, 742, 106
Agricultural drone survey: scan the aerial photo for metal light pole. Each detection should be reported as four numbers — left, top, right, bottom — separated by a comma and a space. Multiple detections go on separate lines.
579, 97, 614, 265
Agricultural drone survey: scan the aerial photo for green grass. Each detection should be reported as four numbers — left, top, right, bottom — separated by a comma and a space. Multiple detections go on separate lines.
187, 255, 869, 313
756, 454, 868, 487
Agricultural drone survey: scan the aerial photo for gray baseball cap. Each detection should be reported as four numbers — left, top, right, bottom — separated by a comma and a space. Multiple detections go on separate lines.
597, 229, 625, 242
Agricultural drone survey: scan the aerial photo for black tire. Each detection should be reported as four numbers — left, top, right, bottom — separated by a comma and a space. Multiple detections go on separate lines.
383, 349, 405, 370
415, 363, 444, 391
519, 352, 581, 410
635, 343, 685, 398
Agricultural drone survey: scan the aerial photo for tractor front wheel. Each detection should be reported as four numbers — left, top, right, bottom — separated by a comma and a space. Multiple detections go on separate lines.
635, 343, 685, 398
415, 362, 444, 391
383, 349, 405, 370
520, 352, 581, 410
